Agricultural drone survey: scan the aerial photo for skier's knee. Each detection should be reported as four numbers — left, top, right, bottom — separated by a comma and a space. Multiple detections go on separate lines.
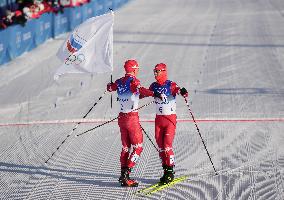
121, 146, 130, 157
164, 147, 174, 156
127, 143, 143, 168
122, 146, 130, 153
132, 143, 143, 155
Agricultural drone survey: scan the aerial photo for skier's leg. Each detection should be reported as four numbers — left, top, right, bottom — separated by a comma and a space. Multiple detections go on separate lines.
118, 116, 138, 187
155, 115, 172, 183
118, 114, 142, 187
163, 114, 177, 167
118, 115, 131, 168
160, 115, 177, 184
163, 133, 176, 167
127, 115, 143, 168
119, 126, 131, 168
155, 116, 166, 165
161, 132, 176, 184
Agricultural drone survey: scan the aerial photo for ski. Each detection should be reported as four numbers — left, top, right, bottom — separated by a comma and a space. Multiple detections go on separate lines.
135, 175, 188, 196
144, 175, 188, 196
134, 182, 160, 195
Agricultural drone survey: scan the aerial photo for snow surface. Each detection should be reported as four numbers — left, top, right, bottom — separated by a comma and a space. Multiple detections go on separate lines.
1, 0, 284, 199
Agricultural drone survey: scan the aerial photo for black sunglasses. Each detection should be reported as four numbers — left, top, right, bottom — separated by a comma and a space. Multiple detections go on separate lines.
153, 69, 166, 73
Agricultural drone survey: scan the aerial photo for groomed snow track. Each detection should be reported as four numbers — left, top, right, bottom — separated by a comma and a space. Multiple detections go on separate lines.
0, 0, 284, 199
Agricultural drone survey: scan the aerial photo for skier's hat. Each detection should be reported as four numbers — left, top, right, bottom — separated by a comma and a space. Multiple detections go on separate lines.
154, 63, 167, 72
124, 60, 139, 73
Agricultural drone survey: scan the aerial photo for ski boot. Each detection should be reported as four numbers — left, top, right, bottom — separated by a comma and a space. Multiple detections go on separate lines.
118, 167, 139, 187
159, 165, 175, 185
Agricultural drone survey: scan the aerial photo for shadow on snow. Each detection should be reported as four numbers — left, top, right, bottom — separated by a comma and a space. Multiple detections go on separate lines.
198, 88, 284, 95
0, 162, 157, 187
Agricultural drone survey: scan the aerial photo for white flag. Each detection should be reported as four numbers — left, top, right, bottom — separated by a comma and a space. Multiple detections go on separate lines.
55, 11, 114, 79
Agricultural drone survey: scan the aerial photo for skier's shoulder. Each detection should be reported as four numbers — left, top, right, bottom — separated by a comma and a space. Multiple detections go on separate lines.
165, 80, 178, 88
115, 76, 127, 84
127, 75, 140, 86
149, 82, 157, 90
166, 80, 175, 85
130, 75, 139, 81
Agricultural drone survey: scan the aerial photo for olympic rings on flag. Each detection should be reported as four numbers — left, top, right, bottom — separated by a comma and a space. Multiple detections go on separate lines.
65, 53, 85, 65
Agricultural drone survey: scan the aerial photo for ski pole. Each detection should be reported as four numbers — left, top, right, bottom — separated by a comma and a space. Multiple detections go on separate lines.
45, 90, 107, 164
82, 90, 108, 119
110, 75, 113, 109
140, 124, 159, 152
76, 100, 155, 137
76, 116, 118, 137
183, 97, 218, 175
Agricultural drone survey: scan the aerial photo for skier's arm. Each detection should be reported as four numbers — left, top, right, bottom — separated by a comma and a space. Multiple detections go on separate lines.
139, 87, 154, 99
148, 83, 167, 101
130, 78, 140, 94
133, 81, 154, 99
171, 82, 188, 97
129, 78, 154, 98
171, 82, 180, 96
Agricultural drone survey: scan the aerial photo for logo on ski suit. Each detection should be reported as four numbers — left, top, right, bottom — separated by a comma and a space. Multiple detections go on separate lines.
116, 77, 140, 113
152, 80, 176, 115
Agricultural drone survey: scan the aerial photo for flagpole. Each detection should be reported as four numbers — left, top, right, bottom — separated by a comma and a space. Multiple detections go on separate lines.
109, 8, 113, 109
111, 74, 113, 109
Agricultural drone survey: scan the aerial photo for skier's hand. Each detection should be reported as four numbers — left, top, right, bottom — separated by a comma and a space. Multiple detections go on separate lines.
154, 92, 167, 102
107, 83, 114, 92
180, 87, 188, 97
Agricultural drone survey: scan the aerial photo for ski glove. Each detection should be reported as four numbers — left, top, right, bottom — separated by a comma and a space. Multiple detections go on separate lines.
107, 83, 115, 92
154, 92, 167, 102
180, 87, 188, 97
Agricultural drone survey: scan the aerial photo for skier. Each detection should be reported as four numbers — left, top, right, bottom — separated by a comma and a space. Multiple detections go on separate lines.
107, 59, 154, 187
149, 63, 188, 184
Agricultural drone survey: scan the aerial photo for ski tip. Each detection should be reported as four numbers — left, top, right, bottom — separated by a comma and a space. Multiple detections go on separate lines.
75, 135, 78, 137
135, 176, 189, 196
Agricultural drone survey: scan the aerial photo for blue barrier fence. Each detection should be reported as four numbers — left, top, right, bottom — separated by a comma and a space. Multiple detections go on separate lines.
0, 0, 129, 66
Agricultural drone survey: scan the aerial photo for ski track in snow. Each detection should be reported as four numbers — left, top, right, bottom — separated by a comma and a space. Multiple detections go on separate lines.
1, 0, 284, 199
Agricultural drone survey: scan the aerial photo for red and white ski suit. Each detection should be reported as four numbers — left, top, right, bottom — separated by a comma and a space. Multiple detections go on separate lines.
149, 80, 180, 167
108, 74, 153, 169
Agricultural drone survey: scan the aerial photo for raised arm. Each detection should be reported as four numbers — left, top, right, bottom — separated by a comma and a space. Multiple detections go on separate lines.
171, 82, 188, 97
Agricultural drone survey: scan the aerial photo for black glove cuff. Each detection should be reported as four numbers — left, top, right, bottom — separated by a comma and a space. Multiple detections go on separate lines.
154, 91, 160, 98
180, 87, 187, 95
